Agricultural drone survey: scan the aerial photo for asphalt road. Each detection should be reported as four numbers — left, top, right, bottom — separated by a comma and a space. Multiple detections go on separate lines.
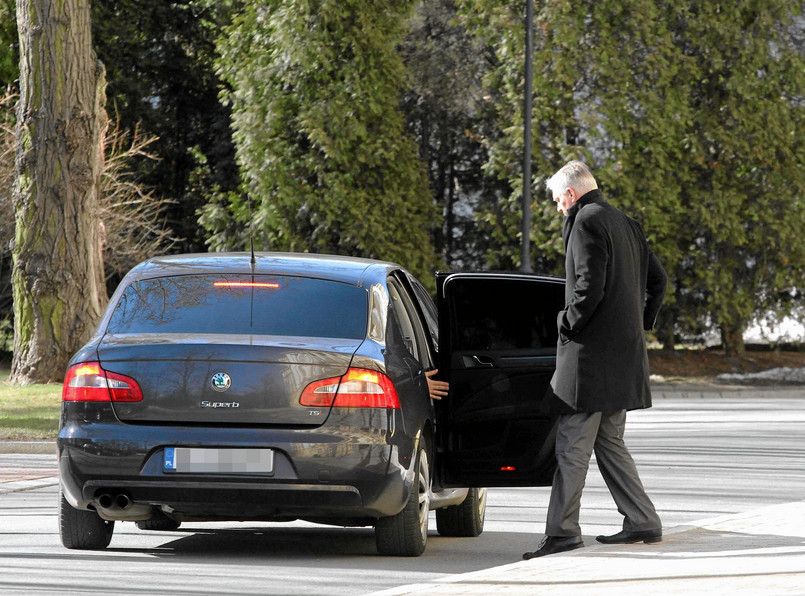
2, 390, 804, 595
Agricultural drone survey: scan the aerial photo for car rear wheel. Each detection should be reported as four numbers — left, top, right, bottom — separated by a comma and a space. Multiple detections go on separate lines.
136, 510, 181, 531
59, 491, 114, 550
435, 487, 487, 537
375, 444, 430, 556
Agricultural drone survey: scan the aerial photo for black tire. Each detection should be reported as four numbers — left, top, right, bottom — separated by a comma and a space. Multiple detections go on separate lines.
375, 445, 430, 556
59, 491, 114, 550
435, 487, 487, 537
136, 511, 181, 531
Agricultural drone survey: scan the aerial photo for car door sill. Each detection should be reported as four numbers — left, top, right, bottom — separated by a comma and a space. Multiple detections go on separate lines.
429, 487, 469, 509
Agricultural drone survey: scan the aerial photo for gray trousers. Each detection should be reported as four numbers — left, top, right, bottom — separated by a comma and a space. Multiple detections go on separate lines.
546, 410, 661, 537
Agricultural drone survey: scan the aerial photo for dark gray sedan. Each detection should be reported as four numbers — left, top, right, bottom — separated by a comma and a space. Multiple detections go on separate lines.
58, 253, 563, 556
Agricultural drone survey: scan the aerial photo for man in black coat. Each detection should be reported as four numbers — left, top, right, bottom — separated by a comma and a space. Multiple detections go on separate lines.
523, 161, 668, 559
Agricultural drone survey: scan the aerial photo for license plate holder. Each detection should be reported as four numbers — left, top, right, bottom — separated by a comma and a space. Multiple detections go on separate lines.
163, 447, 274, 475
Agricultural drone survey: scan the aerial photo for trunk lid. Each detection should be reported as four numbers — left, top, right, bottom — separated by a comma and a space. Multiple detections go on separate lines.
99, 334, 360, 426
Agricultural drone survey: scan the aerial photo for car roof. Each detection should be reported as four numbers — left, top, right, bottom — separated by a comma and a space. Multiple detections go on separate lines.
127, 252, 400, 286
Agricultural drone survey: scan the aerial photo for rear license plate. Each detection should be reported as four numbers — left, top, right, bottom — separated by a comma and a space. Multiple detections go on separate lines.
163, 447, 274, 474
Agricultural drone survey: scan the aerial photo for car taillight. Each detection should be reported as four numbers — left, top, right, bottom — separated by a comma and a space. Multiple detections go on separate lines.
62, 362, 143, 402
300, 368, 400, 409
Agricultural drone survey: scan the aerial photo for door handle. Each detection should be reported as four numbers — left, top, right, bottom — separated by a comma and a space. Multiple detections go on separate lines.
463, 354, 495, 368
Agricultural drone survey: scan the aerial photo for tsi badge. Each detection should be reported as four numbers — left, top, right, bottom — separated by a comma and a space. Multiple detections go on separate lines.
210, 372, 232, 392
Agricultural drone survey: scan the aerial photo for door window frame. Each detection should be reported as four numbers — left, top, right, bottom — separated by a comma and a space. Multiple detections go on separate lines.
387, 274, 434, 369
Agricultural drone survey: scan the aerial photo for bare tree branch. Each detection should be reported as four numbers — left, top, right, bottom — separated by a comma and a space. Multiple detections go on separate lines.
98, 113, 181, 283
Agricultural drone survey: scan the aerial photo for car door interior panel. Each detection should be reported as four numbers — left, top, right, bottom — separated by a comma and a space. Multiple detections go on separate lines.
437, 273, 565, 488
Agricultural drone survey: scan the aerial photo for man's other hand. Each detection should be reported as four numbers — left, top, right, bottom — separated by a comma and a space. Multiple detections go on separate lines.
425, 369, 449, 400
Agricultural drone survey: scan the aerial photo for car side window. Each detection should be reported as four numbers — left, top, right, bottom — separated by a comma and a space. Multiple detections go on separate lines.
448, 278, 562, 353
387, 277, 433, 368
408, 277, 439, 353
387, 281, 418, 359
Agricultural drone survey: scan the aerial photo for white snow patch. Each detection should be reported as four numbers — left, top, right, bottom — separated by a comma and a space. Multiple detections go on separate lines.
716, 367, 805, 385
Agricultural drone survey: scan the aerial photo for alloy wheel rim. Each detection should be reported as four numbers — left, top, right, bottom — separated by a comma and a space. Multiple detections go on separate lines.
417, 452, 430, 540
477, 487, 488, 521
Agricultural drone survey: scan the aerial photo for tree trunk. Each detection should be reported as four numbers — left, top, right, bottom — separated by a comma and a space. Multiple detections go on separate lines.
655, 312, 676, 351
720, 322, 746, 358
11, 0, 108, 384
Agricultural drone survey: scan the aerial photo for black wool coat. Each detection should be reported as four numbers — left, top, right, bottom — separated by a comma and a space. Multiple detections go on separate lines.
550, 189, 668, 412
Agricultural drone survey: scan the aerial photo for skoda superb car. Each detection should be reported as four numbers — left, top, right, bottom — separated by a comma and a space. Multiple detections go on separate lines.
58, 253, 564, 556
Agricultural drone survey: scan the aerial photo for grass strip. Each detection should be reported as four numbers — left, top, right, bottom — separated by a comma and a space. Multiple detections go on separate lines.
0, 370, 61, 440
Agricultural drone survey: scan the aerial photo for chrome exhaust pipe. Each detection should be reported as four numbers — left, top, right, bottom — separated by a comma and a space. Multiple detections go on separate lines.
97, 492, 114, 509
94, 490, 151, 520
116, 492, 132, 509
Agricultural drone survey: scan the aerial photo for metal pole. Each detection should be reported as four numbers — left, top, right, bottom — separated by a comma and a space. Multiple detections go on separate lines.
520, 0, 534, 273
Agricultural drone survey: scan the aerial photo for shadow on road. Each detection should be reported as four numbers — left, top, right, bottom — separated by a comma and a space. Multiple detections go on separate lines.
99, 525, 535, 572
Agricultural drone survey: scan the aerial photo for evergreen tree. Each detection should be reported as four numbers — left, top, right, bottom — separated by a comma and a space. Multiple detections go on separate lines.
202, 0, 440, 282
401, 0, 503, 269
91, 0, 239, 251
457, 0, 688, 274
458, 0, 805, 353
667, 1, 805, 355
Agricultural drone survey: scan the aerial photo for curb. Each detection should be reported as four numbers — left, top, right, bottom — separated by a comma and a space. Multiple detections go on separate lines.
651, 384, 805, 399
0, 476, 59, 495
0, 441, 57, 454
0, 447, 59, 494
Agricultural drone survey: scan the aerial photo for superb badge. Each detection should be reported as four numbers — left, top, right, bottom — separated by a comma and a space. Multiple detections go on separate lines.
210, 372, 232, 392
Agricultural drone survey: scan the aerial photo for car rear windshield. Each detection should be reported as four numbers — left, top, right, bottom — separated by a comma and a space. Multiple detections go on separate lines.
106, 275, 368, 339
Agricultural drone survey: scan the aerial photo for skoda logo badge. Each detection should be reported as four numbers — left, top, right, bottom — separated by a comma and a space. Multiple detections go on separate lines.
210, 372, 232, 392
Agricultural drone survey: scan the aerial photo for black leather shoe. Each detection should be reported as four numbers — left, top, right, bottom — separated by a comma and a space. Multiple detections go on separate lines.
522, 535, 584, 560
595, 529, 662, 544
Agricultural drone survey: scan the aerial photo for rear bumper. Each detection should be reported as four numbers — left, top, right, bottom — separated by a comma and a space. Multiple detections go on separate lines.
58, 419, 416, 522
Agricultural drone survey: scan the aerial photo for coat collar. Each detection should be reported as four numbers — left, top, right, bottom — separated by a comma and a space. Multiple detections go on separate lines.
567, 188, 604, 218
563, 189, 604, 248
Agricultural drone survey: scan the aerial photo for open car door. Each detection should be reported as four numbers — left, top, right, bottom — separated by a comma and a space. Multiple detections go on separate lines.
436, 272, 565, 488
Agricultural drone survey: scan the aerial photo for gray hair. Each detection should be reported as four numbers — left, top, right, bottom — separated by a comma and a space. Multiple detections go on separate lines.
545, 160, 598, 197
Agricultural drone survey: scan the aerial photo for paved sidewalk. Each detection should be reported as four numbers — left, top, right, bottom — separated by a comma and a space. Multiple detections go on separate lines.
0, 449, 58, 495
372, 500, 805, 595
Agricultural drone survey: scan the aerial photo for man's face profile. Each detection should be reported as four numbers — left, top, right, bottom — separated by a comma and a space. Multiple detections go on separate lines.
553, 188, 574, 216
